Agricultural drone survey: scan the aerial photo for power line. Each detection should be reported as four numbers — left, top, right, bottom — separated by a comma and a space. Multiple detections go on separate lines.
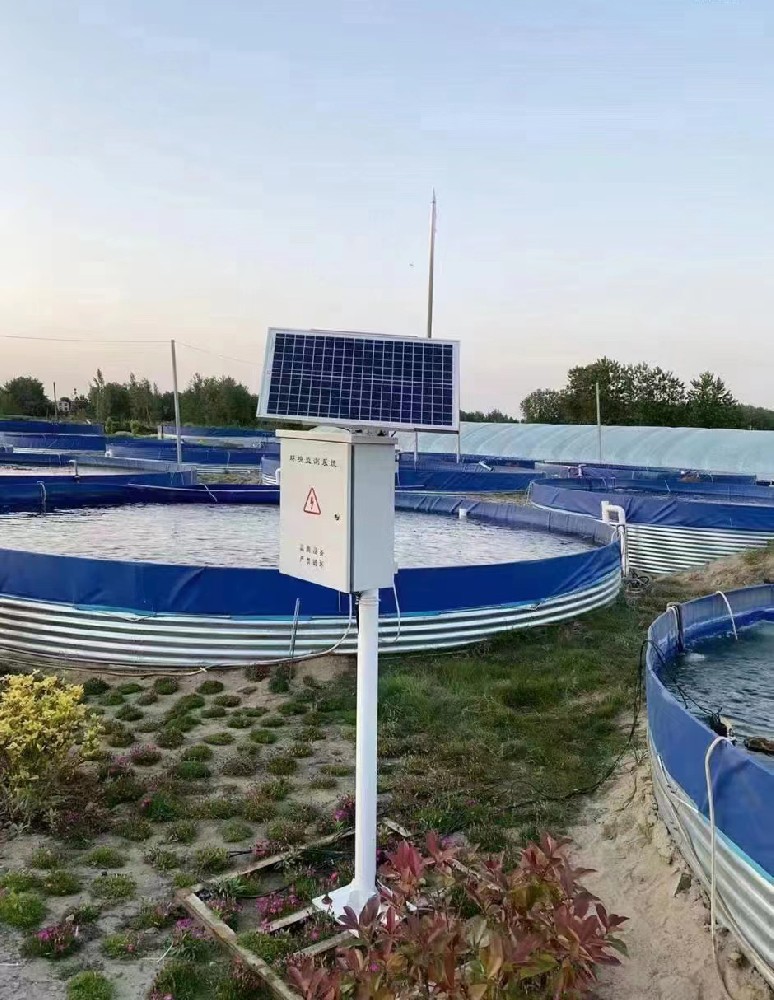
176, 340, 256, 368
0, 334, 167, 345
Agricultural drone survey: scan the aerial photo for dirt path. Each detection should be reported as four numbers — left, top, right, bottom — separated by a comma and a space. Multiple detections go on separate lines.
569, 748, 771, 1000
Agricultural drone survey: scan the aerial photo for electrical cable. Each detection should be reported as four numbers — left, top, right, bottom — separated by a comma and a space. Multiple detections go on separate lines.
176, 340, 257, 369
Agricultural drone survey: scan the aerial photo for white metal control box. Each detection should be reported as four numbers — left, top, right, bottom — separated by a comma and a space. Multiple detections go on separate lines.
277, 428, 396, 594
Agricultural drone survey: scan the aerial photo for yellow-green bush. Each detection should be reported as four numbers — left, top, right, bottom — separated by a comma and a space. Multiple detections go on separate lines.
0, 672, 101, 823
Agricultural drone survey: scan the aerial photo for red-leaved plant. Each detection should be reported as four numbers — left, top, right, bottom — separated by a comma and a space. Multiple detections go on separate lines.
288, 832, 626, 1000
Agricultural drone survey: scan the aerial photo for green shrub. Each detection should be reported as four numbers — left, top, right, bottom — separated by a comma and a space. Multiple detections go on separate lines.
143, 847, 182, 872
238, 929, 294, 964
309, 774, 337, 790
82, 679, 110, 698
101, 930, 147, 959
67, 971, 115, 1000
266, 753, 298, 776
221, 755, 257, 777
192, 796, 244, 820
164, 820, 199, 845
182, 743, 214, 761
192, 845, 230, 874
28, 846, 65, 870
118, 682, 144, 696
114, 705, 143, 723
213, 694, 241, 707
152, 677, 180, 695
266, 819, 306, 846
259, 715, 285, 728
41, 869, 82, 896
113, 817, 153, 842
166, 694, 205, 718
85, 846, 125, 869
21, 918, 81, 959
105, 725, 134, 748
203, 731, 235, 746
302, 726, 325, 742
268, 664, 292, 694
226, 714, 251, 730
0, 889, 46, 928
156, 727, 186, 749
243, 663, 270, 683
103, 774, 146, 807
243, 707, 267, 719
221, 820, 253, 843
0, 869, 42, 892
140, 790, 182, 822
130, 744, 162, 766
282, 801, 320, 825
173, 760, 211, 781
200, 706, 227, 719
290, 742, 313, 758
260, 778, 292, 801
100, 691, 125, 707
148, 959, 200, 1000
249, 727, 277, 745
241, 796, 277, 823
136, 690, 159, 706
278, 699, 308, 717
136, 718, 162, 733
90, 873, 136, 901
321, 763, 354, 777
197, 679, 225, 695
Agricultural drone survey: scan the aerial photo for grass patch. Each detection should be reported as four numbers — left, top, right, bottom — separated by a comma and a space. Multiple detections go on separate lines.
0, 869, 43, 892
136, 690, 159, 706
40, 870, 82, 896
221, 819, 253, 843
129, 744, 162, 766
101, 930, 147, 959
100, 691, 125, 707
114, 704, 143, 722
83, 678, 110, 698
221, 754, 258, 777
0, 890, 46, 929
144, 847, 183, 871
259, 715, 285, 729
309, 774, 337, 790
249, 727, 277, 745
117, 682, 144, 695
90, 873, 136, 901
153, 677, 180, 695
265, 753, 298, 776
241, 796, 278, 823
173, 759, 212, 781
204, 731, 235, 746
260, 777, 293, 801
140, 790, 182, 822
320, 763, 353, 777
113, 817, 153, 842
214, 694, 241, 708
148, 959, 202, 1000
226, 714, 251, 729
266, 818, 306, 845
197, 679, 225, 695
156, 727, 186, 749
192, 845, 230, 875
164, 820, 199, 845
67, 971, 115, 1000
29, 846, 66, 870
85, 846, 126, 868
201, 706, 228, 719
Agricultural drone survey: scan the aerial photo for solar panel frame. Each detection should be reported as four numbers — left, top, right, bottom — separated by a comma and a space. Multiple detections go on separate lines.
257, 328, 460, 432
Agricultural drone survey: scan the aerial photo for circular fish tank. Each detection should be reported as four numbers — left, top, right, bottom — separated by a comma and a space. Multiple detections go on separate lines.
647, 586, 774, 987
0, 489, 622, 666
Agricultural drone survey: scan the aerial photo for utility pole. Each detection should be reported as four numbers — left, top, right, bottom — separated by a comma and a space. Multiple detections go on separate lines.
427, 189, 436, 340
171, 340, 183, 470
596, 381, 603, 463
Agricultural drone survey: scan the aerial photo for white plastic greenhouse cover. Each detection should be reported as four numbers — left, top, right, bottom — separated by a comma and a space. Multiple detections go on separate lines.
398, 423, 774, 479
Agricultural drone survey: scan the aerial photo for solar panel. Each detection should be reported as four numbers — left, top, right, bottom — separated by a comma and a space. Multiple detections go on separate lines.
257, 328, 460, 432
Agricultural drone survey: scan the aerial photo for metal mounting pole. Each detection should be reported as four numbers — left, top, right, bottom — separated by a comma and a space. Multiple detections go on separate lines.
316, 588, 380, 916
427, 189, 436, 340
171, 339, 183, 471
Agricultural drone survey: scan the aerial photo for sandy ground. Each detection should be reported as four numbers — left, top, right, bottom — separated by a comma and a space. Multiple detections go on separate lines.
570, 746, 771, 1000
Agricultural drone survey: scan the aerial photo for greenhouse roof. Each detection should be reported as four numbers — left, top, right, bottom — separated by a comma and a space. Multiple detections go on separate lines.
400, 423, 774, 479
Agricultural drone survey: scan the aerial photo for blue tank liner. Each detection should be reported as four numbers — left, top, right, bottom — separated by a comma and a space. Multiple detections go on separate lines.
648, 587, 774, 983
126, 484, 280, 505
0, 472, 195, 513
109, 442, 269, 466
534, 476, 774, 505
0, 433, 107, 452
530, 480, 774, 532
261, 455, 543, 494
0, 419, 103, 435
161, 424, 274, 439
0, 494, 621, 666
0, 501, 618, 618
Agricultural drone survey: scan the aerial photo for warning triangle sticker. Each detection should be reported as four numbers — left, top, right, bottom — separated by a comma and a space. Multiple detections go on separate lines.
303, 488, 321, 515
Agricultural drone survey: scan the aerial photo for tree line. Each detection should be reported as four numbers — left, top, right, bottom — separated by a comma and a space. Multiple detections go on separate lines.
0, 371, 259, 433
521, 358, 774, 430
2, 358, 772, 432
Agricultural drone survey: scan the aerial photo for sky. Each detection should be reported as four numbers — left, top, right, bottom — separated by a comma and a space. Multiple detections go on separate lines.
2, 0, 774, 413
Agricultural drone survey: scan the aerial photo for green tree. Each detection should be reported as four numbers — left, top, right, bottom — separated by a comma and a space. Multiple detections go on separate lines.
0, 377, 49, 417
686, 372, 741, 428
520, 389, 568, 424
89, 370, 131, 426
